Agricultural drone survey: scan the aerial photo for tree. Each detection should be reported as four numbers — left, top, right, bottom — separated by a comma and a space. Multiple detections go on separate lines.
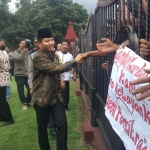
0, 0, 13, 46
0, 0, 88, 48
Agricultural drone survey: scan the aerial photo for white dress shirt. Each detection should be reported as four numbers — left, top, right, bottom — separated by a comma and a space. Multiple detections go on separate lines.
57, 51, 73, 81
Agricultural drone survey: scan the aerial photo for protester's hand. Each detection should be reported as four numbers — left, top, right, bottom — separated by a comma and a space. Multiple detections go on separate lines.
75, 54, 84, 63
61, 81, 65, 90
121, 40, 129, 49
30, 88, 33, 94
140, 39, 150, 57
96, 38, 120, 53
131, 68, 150, 100
101, 61, 108, 70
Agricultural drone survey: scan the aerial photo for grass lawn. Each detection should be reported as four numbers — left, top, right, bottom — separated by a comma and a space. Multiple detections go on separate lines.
0, 79, 95, 150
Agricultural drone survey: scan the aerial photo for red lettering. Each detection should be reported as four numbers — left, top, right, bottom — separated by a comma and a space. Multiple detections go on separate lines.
117, 87, 126, 101
114, 51, 124, 61
109, 102, 117, 117
131, 56, 139, 63
142, 104, 150, 125
115, 82, 118, 94
109, 78, 114, 89
119, 70, 125, 84
106, 96, 117, 117
134, 133, 139, 146
136, 139, 147, 150
124, 79, 128, 88
126, 96, 131, 104
134, 63, 147, 78
129, 120, 134, 142
119, 116, 130, 136
105, 96, 111, 110
129, 81, 135, 92
115, 106, 121, 121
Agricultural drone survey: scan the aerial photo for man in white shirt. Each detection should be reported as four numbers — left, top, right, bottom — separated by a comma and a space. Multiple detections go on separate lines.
0, 39, 14, 127
57, 39, 73, 112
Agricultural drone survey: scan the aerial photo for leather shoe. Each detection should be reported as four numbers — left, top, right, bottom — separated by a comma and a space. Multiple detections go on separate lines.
0, 121, 14, 127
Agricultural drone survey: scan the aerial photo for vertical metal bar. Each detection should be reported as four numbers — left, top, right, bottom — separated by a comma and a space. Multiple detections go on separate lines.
102, 7, 104, 38
119, 0, 121, 28
100, 6, 103, 100
146, 0, 150, 41
109, 5, 111, 38
127, 0, 130, 25
107, 6, 110, 38
115, 2, 117, 36
137, 0, 142, 55
132, 0, 135, 31
123, 0, 125, 25
112, 3, 114, 41
144, 0, 150, 61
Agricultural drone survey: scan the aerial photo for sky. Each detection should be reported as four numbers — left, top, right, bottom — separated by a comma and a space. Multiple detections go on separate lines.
8, 0, 97, 13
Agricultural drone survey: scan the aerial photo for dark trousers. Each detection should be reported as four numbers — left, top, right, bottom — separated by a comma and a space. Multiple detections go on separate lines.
15, 76, 31, 104
35, 100, 67, 150
34, 105, 56, 129
48, 113, 56, 128
0, 86, 13, 122
62, 81, 69, 109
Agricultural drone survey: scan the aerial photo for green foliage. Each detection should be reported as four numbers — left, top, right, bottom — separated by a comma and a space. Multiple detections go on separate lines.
0, 0, 88, 48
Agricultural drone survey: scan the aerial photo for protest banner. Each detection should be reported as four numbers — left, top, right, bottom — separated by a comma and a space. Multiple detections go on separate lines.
105, 46, 150, 150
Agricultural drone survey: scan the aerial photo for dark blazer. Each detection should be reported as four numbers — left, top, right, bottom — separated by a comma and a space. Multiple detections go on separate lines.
32, 50, 77, 107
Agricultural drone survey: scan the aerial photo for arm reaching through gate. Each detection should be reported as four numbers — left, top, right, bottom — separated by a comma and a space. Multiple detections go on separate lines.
97, 38, 129, 53
81, 50, 106, 59
80, 38, 129, 59
79, 37, 130, 60
97, 38, 120, 53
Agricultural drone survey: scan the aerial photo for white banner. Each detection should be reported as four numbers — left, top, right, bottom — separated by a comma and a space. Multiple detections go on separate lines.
105, 47, 150, 150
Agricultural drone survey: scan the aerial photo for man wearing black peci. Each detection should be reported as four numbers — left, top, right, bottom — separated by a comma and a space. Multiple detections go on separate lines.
32, 28, 84, 150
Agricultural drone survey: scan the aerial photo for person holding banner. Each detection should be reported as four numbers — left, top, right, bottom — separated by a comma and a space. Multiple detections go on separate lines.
131, 19, 150, 100
96, 37, 150, 102
133, 38, 150, 88
131, 69, 150, 101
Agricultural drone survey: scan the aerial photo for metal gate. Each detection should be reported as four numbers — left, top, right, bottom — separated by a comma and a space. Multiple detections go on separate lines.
72, 0, 150, 149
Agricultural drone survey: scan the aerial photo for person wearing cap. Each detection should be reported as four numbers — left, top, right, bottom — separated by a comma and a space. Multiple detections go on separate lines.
28, 34, 57, 136
32, 28, 84, 150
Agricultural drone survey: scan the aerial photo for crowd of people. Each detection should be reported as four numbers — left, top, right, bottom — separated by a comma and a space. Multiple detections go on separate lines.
0, 26, 86, 144
0, 0, 150, 150
0, 28, 88, 150
0, 27, 150, 150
